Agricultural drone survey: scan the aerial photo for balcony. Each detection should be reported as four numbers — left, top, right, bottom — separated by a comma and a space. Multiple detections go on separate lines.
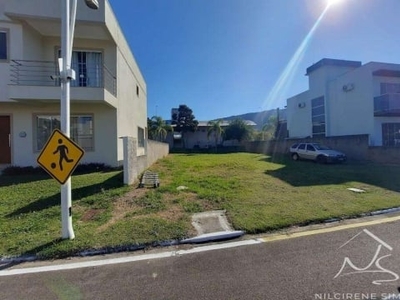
374, 94, 400, 116
8, 60, 117, 107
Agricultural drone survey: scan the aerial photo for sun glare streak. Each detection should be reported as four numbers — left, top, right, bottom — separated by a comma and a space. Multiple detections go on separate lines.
261, 4, 331, 110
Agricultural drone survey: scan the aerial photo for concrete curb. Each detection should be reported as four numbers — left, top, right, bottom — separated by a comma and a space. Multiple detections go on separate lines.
2, 206, 400, 264
180, 230, 245, 244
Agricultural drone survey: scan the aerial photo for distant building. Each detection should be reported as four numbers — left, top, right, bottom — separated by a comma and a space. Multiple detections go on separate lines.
287, 58, 400, 146
166, 112, 256, 149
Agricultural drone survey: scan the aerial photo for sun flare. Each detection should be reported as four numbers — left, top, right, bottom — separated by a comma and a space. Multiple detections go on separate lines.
327, 0, 345, 7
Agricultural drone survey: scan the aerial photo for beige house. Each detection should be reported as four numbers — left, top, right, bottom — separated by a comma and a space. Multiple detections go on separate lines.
0, 0, 147, 167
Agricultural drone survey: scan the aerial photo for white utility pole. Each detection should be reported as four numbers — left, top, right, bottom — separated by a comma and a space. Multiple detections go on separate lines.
60, 0, 98, 239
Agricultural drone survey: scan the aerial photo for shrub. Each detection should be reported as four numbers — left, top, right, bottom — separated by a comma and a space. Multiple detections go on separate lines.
1, 166, 46, 176
2, 163, 118, 176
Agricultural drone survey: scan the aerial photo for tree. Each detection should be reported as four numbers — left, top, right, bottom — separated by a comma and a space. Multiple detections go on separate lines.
224, 119, 254, 143
147, 117, 155, 140
148, 116, 172, 142
207, 119, 224, 149
171, 104, 198, 148
261, 115, 277, 140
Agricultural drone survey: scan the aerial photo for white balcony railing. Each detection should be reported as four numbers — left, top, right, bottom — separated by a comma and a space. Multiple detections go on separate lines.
10, 59, 116, 96
374, 93, 400, 116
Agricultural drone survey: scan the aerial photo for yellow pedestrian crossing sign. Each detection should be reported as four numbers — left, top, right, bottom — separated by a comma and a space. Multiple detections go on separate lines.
37, 129, 84, 184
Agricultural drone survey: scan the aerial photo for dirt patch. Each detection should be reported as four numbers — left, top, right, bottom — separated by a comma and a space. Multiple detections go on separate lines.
95, 183, 220, 238
80, 209, 105, 221
156, 205, 183, 220
96, 187, 148, 232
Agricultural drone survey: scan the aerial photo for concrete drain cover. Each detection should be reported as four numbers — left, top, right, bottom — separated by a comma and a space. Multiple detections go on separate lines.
181, 210, 244, 244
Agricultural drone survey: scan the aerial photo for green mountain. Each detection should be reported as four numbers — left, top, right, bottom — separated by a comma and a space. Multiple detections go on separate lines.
219, 109, 286, 130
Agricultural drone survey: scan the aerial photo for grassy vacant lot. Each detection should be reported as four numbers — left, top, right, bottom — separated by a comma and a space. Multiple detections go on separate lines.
1, 152, 400, 259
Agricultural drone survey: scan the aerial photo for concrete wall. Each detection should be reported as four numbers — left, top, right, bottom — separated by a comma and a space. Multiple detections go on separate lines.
146, 140, 169, 167
116, 47, 147, 163
244, 135, 400, 165
121, 137, 169, 185
326, 65, 374, 137
286, 91, 312, 138
308, 64, 358, 92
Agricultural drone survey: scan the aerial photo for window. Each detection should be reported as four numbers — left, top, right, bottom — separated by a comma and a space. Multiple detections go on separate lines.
380, 83, 400, 95
71, 116, 94, 150
58, 50, 102, 87
138, 127, 145, 147
0, 29, 8, 61
136, 85, 140, 96
306, 144, 315, 151
36, 115, 94, 151
298, 144, 306, 150
311, 96, 325, 136
382, 123, 400, 146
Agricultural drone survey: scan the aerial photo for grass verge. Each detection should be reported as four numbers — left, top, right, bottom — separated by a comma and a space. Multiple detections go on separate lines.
1, 153, 400, 259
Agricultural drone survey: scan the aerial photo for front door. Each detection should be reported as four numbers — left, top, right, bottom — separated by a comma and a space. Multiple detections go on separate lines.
0, 116, 11, 164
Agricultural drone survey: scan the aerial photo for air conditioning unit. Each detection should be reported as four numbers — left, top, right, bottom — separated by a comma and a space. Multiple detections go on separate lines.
342, 83, 354, 92
85, 0, 99, 9
298, 102, 306, 108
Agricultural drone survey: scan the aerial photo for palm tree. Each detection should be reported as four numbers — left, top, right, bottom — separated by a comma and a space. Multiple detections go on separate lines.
207, 119, 224, 149
150, 116, 172, 142
261, 115, 277, 140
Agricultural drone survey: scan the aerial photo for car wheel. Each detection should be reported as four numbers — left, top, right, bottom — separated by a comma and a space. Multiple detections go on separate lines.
292, 153, 299, 161
317, 155, 327, 164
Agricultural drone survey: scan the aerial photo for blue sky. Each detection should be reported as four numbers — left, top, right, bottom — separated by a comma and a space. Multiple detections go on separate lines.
109, 0, 400, 121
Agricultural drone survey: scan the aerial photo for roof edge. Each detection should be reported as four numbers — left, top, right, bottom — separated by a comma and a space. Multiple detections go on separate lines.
306, 58, 362, 75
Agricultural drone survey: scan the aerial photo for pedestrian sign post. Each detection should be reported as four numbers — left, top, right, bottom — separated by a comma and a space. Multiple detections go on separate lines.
37, 129, 84, 185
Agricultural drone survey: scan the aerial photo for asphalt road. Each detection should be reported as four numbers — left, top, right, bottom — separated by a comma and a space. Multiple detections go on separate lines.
2, 216, 400, 300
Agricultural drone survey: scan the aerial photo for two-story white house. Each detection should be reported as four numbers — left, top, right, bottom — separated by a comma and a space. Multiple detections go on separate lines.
0, 0, 147, 168
287, 58, 400, 146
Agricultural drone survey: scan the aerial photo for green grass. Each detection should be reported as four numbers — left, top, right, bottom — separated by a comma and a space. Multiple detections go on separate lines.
1, 153, 400, 259
153, 153, 400, 233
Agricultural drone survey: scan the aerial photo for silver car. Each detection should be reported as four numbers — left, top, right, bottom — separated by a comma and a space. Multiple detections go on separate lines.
290, 143, 347, 163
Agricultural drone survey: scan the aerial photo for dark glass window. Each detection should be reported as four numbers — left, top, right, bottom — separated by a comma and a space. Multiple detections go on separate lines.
306, 144, 315, 151
0, 31, 7, 60
312, 124, 326, 135
311, 96, 325, 136
382, 123, 400, 146
312, 115, 325, 123
138, 127, 145, 147
312, 96, 324, 107
312, 106, 325, 116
